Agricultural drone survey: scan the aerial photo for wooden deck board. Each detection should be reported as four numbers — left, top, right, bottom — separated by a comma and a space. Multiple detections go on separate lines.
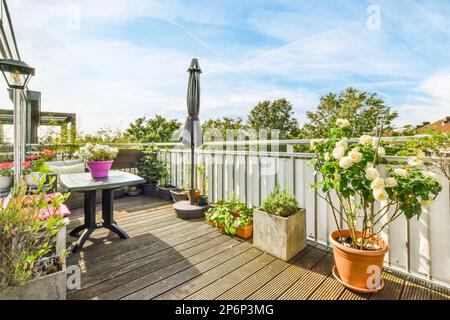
66, 196, 449, 301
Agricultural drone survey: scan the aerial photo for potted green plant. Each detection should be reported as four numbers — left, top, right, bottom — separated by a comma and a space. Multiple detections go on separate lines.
137, 149, 165, 196
253, 186, 306, 261
76, 143, 118, 178
0, 162, 13, 190
126, 185, 141, 197
156, 162, 176, 201
170, 163, 190, 202
22, 150, 54, 187
206, 193, 253, 239
197, 162, 208, 206
0, 180, 70, 300
113, 187, 126, 199
310, 118, 442, 293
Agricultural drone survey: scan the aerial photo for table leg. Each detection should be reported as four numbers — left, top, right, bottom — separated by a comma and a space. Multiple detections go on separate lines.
102, 189, 129, 239
69, 224, 86, 237
72, 228, 94, 253
71, 190, 97, 253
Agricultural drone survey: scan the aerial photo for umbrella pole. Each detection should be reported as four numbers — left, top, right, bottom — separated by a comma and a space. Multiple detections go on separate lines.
13, 89, 23, 186
190, 118, 195, 205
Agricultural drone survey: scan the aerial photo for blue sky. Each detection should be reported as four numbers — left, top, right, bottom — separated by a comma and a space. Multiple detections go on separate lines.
2, 0, 450, 133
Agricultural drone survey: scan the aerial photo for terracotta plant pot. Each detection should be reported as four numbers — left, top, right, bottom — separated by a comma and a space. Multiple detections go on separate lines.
170, 188, 188, 202
208, 221, 253, 240
186, 189, 201, 203
329, 229, 388, 293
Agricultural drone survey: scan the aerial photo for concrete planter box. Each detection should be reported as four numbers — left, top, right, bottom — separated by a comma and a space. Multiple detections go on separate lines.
0, 218, 68, 300
253, 208, 306, 261
0, 267, 67, 300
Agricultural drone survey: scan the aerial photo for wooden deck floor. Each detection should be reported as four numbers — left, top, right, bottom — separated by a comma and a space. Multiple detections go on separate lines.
66, 196, 450, 300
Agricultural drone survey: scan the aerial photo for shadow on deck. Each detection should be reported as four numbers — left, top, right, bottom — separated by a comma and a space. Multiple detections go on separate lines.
66, 195, 450, 300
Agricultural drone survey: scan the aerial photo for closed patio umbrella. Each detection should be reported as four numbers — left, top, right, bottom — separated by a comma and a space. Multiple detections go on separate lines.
181, 58, 202, 205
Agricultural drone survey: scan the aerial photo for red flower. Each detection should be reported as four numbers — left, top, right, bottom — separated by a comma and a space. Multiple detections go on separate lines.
42, 149, 54, 158
22, 161, 31, 168
0, 162, 12, 170
27, 154, 42, 161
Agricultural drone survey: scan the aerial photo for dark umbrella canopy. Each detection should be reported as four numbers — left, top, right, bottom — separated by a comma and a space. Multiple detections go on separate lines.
181, 58, 203, 205
181, 58, 202, 148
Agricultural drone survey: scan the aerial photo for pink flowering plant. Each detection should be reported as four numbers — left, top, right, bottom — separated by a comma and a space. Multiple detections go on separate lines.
0, 162, 13, 177
0, 179, 70, 288
310, 119, 442, 250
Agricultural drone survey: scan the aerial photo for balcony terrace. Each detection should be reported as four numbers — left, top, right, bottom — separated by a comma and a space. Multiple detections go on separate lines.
66, 195, 449, 300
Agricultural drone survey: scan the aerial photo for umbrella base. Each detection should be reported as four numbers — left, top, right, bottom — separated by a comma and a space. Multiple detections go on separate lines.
173, 200, 210, 220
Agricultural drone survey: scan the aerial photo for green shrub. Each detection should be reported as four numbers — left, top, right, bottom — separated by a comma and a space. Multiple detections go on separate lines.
137, 149, 166, 184
206, 193, 253, 235
261, 186, 298, 217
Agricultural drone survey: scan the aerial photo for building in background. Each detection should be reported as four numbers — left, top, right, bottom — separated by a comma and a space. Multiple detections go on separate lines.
417, 116, 450, 133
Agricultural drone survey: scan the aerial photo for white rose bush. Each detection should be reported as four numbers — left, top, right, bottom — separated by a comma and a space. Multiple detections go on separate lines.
310, 119, 442, 250
76, 143, 119, 162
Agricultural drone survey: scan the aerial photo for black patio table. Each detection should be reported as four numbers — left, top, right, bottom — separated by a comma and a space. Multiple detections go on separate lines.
60, 171, 145, 253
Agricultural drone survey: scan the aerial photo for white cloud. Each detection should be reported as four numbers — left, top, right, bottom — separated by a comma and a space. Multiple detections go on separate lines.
397, 71, 450, 125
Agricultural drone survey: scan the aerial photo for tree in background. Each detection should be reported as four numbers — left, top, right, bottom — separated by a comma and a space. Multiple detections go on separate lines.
247, 98, 301, 139
202, 117, 248, 140
125, 115, 181, 143
302, 87, 398, 138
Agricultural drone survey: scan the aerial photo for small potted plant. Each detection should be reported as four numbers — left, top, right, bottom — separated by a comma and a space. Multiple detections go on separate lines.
113, 187, 126, 199
170, 186, 188, 202
170, 163, 190, 202
156, 162, 176, 201
76, 143, 118, 178
0, 162, 13, 190
137, 149, 165, 196
22, 150, 54, 187
206, 193, 253, 239
253, 186, 306, 262
126, 185, 141, 197
197, 162, 208, 206
184, 164, 201, 203
0, 180, 70, 300
310, 118, 442, 293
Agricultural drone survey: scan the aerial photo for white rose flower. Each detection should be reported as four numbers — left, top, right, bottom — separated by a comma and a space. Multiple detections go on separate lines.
359, 135, 373, 145
332, 146, 345, 160
365, 167, 380, 181
336, 118, 350, 128
348, 148, 362, 163
385, 177, 397, 188
373, 189, 389, 201
408, 156, 423, 167
370, 177, 385, 190
339, 156, 354, 169
421, 171, 437, 180
310, 139, 323, 149
393, 168, 408, 177
376, 146, 386, 157
324, 152, 330, 161
336, 138, 348, 149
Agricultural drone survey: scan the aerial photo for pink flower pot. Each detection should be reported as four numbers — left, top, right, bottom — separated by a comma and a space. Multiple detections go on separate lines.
87, 161, 113, 179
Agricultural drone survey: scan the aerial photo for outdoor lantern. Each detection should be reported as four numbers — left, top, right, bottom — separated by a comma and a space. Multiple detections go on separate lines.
0, 58, 35, 185
0, 58, 35, 89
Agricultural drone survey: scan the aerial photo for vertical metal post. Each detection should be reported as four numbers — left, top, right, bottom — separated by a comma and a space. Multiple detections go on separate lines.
13, 89, 23, 185
190, 118, 195, 205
